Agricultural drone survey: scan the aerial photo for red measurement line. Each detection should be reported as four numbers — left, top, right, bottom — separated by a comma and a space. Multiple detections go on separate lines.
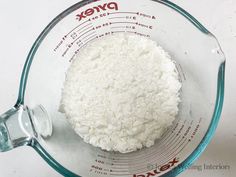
166, 135, 182, 150
162, 133, 178, 147
171, 139, 189, 158
156, 138, 187, 166
81, 31, 97, 41
158, 130, 176, 143
159, 139, 189, 167
108, 125, 180, 163
83, 34, 98, 44
69, 36, 97, 61
105, 129, 189, 172
126, 135, 175, 161
109, 12, 138, 15
108, 159, 130, 162
108, 17, 126, 19
111, 31, 125, 34
82, 36, 98, 46
161, 122, 186, 145
65, 19, 91, 37
108, 131, 177, 163
110, 22, 137, 25
110, 136, 184, 168
149, 122, 187, 156
76, 23, 93, 33
144, 134, 177, 158
78, 25, 94, 36
111, 170, 129, 173
111, 166, 129, 170
69, 54, 76, 62
126, 31, 136, 34
114, 137, 182, 169
111, 147, 168, 166
110, 173, 131, 176
62, 48, 69, 57
127, 139, 189, 175
97, 125, 184, 166
71, 28, 95, 44
110, 162, 130, 166
110, 26, 126, 29
163, 139, 189, 163
155, 122, 179, 144
156, 136, 182, 158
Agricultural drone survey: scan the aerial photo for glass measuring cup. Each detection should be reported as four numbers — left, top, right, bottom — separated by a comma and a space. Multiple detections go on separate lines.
0, 0, 225, 176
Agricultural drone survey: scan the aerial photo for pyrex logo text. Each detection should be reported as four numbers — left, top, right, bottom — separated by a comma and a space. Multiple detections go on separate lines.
76, 2, 118, 21
133, 157, 179, 177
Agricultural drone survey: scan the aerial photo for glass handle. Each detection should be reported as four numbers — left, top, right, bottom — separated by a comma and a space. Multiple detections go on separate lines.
0, 105, 52, 152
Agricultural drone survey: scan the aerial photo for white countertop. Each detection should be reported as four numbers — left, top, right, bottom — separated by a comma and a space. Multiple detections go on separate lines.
0, 0, 235, 177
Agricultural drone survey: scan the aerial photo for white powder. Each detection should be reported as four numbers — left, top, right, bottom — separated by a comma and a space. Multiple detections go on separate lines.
60, 33, 181, 153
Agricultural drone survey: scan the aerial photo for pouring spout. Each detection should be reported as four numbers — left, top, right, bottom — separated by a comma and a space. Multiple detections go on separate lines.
0, 105, 52, 152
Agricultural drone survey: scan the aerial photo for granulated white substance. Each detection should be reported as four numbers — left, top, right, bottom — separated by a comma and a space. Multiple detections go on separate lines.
60, 34, 181, 153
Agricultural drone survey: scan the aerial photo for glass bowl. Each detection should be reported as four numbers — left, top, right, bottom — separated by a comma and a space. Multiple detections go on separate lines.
0, 0, 225, 176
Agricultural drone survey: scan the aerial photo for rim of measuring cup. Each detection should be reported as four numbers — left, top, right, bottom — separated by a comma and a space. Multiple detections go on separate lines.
16, 0, 226, 176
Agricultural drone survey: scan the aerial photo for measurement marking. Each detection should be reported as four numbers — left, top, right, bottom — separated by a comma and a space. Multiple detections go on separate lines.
107, 131, 177, 162
109, 138, 190, 173
111, 26, 126, 29
162, 122, 186, 145
63, 28, 95, 58
69, 34, 97, 62
156, 134, 177, 154
106, 124, 183, 164
128, 139, 189, 174
175, 64, 183, 83
158, 129, 175, 143
199, 117, 203, 123
83, 34, 98, 44
62, 47, 70, 57
82, 36, 98, 47
108, 17, 126, 19
109, 163, 130, 167
76, 23, 93, 33
178, 63, 186, 80
160, 139, 188, 166
108, 12, 138, 15
54, 40, 63, 52
65, 19, 91, 38
70, 55, 76, 62
129, 136, 182, 167
111, 166, 129, 170
71, 28, 95, 45
152, 122, 188, 156
110, 173, 131, 176
70, 46, 83, 61
109, 136, 182, 166
157, 138, 187, 165
77, 25, 94, 36
157, 136, 181, 158
167, 139, 188, 160
93, 127, 188, 168
110, 22, 137, 25
111, 31, 125, 34
126, 31, 136, 34
81, 31, 97, 41
166, 135, 182, 149
111, 170, 129, 173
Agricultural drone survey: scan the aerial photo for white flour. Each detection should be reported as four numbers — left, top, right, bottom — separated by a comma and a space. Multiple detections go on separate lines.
60, 34, 181, 153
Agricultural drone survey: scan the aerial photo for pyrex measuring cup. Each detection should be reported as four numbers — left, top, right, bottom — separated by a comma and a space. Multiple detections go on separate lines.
0, 0, 225, 176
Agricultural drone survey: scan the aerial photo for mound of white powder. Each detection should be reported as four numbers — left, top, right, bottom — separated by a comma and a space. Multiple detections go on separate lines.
60, 33, 181, 153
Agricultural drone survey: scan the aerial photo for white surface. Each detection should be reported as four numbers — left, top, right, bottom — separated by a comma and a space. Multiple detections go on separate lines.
0, 0, 235, 177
